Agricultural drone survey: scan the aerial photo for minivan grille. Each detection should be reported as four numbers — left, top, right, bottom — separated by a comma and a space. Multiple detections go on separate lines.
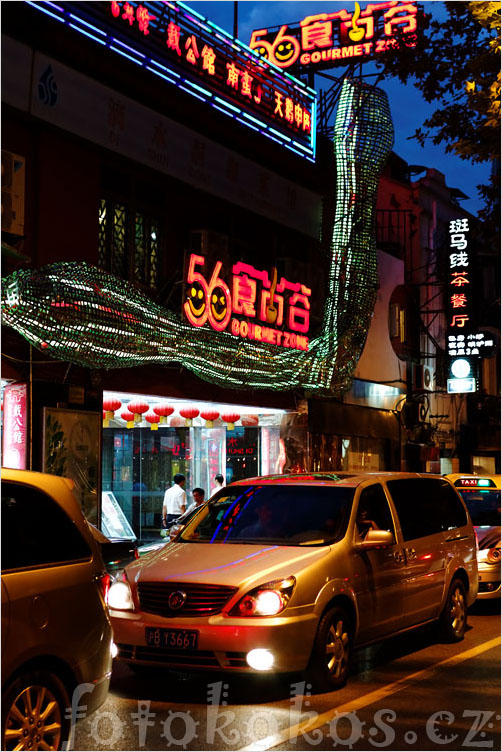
137, 582, 237, 617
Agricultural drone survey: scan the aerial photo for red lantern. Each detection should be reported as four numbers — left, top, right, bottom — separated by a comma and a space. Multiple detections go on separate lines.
120, 410, 135, 429
200, 410, 219, 428
103, 397, 121, 420
222, 412, 240, 430
170, 416, 185, 428
127, 400, 149, 423
241, 414, 259, 427
145, 412, 160, 431
179, 407, 200, 427
153, 403, 175, 424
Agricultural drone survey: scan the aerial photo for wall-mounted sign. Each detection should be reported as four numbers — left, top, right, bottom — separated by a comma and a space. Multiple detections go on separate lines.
28, 0, 316, 161
446, 217, 478, 394
2, 383, 27, 469
183, 254, 311, 351
249, 1, 419, 72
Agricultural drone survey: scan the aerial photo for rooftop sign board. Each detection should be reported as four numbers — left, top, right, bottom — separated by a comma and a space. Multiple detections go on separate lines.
249, 1, 419, 72
26, 0, 317, 161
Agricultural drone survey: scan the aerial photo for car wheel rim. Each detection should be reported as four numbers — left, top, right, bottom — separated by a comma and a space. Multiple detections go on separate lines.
325, 618, 349, 678
450, 586, 466, 637
4, 685, 62, 751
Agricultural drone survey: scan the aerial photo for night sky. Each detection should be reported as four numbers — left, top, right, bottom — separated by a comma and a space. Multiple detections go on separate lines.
189, 0, 492, 217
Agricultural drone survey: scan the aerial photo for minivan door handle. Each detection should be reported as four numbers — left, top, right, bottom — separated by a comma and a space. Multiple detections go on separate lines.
404, 547, 416, 561
445, 534, 469, 542
393, 550, 405, 564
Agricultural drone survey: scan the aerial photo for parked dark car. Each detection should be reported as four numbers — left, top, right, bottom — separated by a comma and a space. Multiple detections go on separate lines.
88, 524, 139, 575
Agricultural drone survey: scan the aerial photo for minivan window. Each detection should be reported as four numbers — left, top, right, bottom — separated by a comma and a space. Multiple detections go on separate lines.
386, 479, 468, 541
180, 485, 355, 546
1, 482, 91, 570
356, 484, 396, 541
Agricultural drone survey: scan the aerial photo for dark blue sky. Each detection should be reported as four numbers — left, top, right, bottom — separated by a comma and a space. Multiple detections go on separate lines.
189, 0, 491, 216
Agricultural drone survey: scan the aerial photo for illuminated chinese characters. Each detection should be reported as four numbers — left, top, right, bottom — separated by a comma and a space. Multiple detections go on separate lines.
2, 383, 28, 470
250, 1, 419, 71
447, 218, 473, 354
183, 254, 311, 351
108, 1, 314, 147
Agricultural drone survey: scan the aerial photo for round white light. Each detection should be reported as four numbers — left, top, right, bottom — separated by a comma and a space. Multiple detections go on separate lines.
255, 590, 283, 616
107, 581, 134, 611
246, 649, 274, 671
111, 641, 119, 659
451, 358, 471, 379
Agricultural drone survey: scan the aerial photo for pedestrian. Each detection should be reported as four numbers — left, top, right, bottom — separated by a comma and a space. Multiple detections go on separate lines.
162, 473, 186, 529
187, 487, 205, 513
211, 474, 225, 496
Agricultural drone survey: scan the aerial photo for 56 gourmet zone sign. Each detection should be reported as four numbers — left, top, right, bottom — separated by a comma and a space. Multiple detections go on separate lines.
249, 1, 420, 72
183, 254, 311, 351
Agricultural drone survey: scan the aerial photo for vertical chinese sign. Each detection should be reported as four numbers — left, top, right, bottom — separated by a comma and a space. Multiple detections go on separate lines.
446, 218, 477, 393
2, 383, 28, 469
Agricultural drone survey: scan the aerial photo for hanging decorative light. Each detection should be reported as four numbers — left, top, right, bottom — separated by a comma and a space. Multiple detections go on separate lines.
153, 403, 175, 424
222, 412, 240, 430
241, 414, 259, 426
145, 412, 160, 431
103, 397, 121, 420
127, 400, 149, 423
179, 407, 200, 427
170, 416, 185, 427
200, 410, 219, 428
102, 409, 109, 428
120, 409, 135, 429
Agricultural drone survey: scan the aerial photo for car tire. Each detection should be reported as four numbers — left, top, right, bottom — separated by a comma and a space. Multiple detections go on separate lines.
2, 669, 72, 751
438, 577, 468, 642
306, 605, 353, 692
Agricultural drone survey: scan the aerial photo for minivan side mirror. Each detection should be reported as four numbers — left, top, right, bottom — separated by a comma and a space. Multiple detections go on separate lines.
354, 529, 394, 550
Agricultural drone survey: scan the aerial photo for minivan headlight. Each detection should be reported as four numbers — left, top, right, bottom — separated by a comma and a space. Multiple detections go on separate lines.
229, 577, 296, 617
107, 580, 135, 611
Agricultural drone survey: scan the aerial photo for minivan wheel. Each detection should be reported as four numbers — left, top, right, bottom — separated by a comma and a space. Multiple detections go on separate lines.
306, 606, 353, 692
2, 670, 71, 751
438, 578, 467, 642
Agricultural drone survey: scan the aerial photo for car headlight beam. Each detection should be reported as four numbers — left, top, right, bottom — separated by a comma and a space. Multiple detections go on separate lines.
230, 577, 296, 617
107, 580, 135, 611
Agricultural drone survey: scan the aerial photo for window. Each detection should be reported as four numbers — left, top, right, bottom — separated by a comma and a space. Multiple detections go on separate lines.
98, 198, 160, 289
1, 482, 91, 570
356, 484, 396, 541
387, 479, 468, 541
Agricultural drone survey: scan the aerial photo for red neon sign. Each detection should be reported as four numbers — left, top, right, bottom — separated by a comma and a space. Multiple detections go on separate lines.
249, 1, 419, 71
183, 254, 311, 351
2, 383, 28, 469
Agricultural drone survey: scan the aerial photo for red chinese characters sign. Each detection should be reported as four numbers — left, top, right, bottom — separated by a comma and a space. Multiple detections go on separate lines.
103, 1, 316, 156
183, 254, 311, 351
2, 383, 27, 469
249, 1, 420, 71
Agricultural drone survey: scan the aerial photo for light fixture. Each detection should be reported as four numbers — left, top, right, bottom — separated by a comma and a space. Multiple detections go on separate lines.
451, 358, 471, 379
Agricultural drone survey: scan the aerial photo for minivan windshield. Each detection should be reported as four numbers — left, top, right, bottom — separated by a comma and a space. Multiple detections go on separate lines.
458, 490, 501, 527
179, 484, 355, 546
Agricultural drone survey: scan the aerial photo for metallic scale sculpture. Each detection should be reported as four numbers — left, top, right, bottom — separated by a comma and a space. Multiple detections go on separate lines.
2, 79, 394, 394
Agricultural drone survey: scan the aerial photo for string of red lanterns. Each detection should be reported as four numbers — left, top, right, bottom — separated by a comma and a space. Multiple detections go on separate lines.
104, 399, 255, 430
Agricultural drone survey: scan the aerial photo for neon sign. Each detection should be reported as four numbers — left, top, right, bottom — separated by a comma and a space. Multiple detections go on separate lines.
27, 1, 316, 161
249, 1, 419, 72
183, 254, 311, 351
2, 383, 28, 470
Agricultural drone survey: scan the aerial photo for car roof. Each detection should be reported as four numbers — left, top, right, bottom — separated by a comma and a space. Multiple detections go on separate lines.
227, 471, 433, 489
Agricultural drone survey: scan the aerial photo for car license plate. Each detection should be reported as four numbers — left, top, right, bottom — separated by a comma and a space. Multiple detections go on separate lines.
145, 627, 199, 650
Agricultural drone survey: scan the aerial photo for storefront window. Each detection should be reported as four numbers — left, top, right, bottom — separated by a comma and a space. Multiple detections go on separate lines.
310, 434, 388, 472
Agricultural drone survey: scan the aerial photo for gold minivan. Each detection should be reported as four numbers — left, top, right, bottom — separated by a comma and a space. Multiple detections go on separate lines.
1, 469, 113, 749
108, 472, 477, 691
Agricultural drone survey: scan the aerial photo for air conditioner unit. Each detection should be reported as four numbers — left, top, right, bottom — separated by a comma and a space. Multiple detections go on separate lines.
414, 364, 434, 392
1, 150, 25, 236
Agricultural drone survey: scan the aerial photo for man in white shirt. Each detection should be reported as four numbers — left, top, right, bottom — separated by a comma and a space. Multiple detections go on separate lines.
162, 474, 186, 528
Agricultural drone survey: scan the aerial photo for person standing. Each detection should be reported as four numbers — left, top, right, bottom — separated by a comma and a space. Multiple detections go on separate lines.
211, 474, 225, 496
162, 473, 186, 528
